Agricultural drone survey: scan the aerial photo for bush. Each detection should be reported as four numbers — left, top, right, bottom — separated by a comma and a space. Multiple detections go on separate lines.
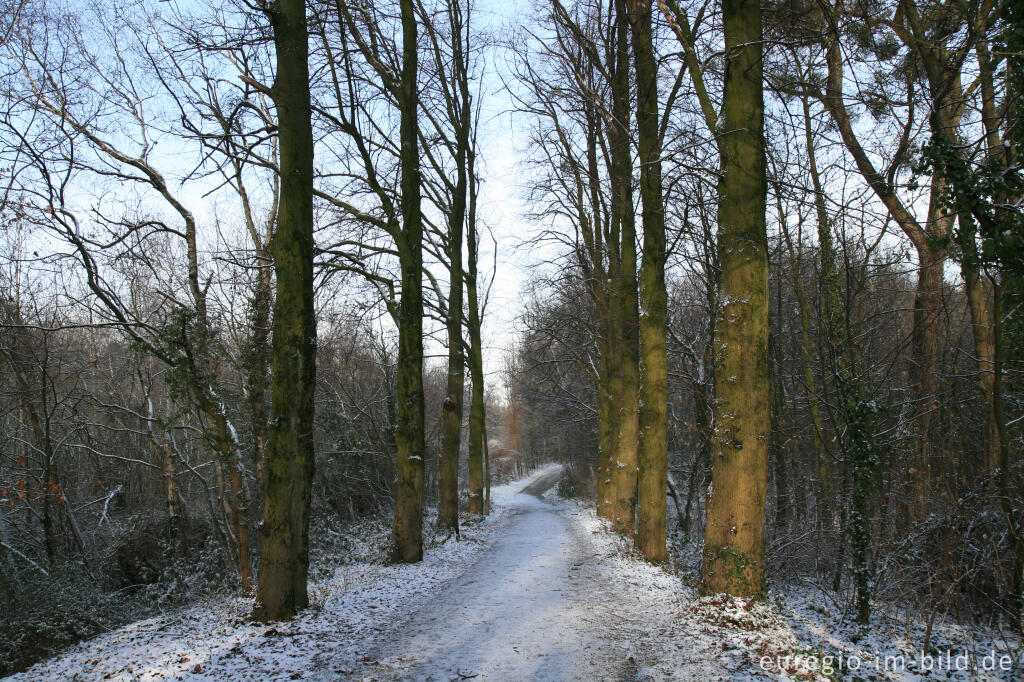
557, 473, 577, 498
0, 562, 127, 676
0, 519, 234, 676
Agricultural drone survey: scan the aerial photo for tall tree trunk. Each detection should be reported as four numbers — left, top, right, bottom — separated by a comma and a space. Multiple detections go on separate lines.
391, 0, 427, 562
465, 326, 484, 520
466, 141, 487, 516
484, 432, 491, 514
224, 438, 254, 591
582, 94, 615, 522
801, 95, 835, 526
437, 0, 473, 534
908, 217, 948, 509
962, 234, 999, 474
439, 368, 463, 534
42, 447, 56, 565
254, 0, 316, 621
968, 41, 1003, 475
439, 147, 466, 535
770, 325, 790, 531
701, 0, 769, 595
610, 0, 640, 537
630, 0, 669, 564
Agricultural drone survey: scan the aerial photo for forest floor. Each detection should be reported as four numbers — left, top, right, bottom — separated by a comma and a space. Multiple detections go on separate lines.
7, 465, 1022, 681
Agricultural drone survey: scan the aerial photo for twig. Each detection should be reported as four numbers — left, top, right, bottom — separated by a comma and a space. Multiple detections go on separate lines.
0, 540, 49, 576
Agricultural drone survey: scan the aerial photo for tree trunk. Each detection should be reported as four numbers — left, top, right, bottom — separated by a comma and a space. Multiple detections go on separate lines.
437, 0, 473, 534
962, 241, 999, 474
391, 0, 427, 562
701, 0, 769, 595
466, 277, 485, 518
484, 432, 491, 515
610, 0, 640, 537
466, 144, 487, 516
158, 443, 185, 558
630, 0, 669, 564
801, 95, 835, 527
969, 42, 1003, 476
225, 443, 254, 592
438, 137, 467, 534
908, 227, 948, 510
596, 336, 617, 519
43, 447, 56, 565
254, 0, 316, 621
247, 263, 273, 476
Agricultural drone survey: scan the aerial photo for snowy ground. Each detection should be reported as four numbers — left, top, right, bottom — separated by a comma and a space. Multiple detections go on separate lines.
7, 465, 1022, 681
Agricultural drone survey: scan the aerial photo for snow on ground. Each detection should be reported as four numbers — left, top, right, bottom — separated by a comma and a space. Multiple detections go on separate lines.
771, 584, 1022, 680
5, 470, 543, 682
7, 463, 1022, 681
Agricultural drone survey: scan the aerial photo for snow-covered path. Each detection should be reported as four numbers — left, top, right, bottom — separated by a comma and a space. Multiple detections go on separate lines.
356, 468, 662, 680
5, 467, 786, 681
307, 465, 743, 681
9, 465, 1022, 681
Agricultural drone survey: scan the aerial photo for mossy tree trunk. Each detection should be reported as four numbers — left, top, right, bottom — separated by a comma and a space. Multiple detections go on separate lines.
596, 339, 616, 519
609, 0, 640, 537
391, 0, 427, 562
254, 0, 316, 622
700, 0, 769, 595
630, 0, 669, 564
437, 2, 472, 535
466, 146, 486, 516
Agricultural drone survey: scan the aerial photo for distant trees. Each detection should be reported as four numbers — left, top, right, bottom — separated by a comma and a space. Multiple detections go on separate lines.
508, 0, 633, 525
318, 0, 486, 559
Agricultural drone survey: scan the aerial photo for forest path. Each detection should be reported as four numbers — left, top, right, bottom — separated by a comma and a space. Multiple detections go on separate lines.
349, 467, 721, 681
9, 465, 775, 682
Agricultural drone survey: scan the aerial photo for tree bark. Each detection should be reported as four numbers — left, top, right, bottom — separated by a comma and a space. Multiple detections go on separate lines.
391, 0, 427, 562
630, 0, 669, 564
596, 336, 617, 519
436, 0, 473, 535
254, 0, 316, 621
466, 139, 487, 516
247, 263, 273, 476
157, 443, 185, 558
968, 41, 1003, 475
701, 0, 769, 595
609, 0, 640, 537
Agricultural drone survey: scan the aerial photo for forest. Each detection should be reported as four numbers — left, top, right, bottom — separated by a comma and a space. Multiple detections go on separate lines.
0, 0, 1022, 678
